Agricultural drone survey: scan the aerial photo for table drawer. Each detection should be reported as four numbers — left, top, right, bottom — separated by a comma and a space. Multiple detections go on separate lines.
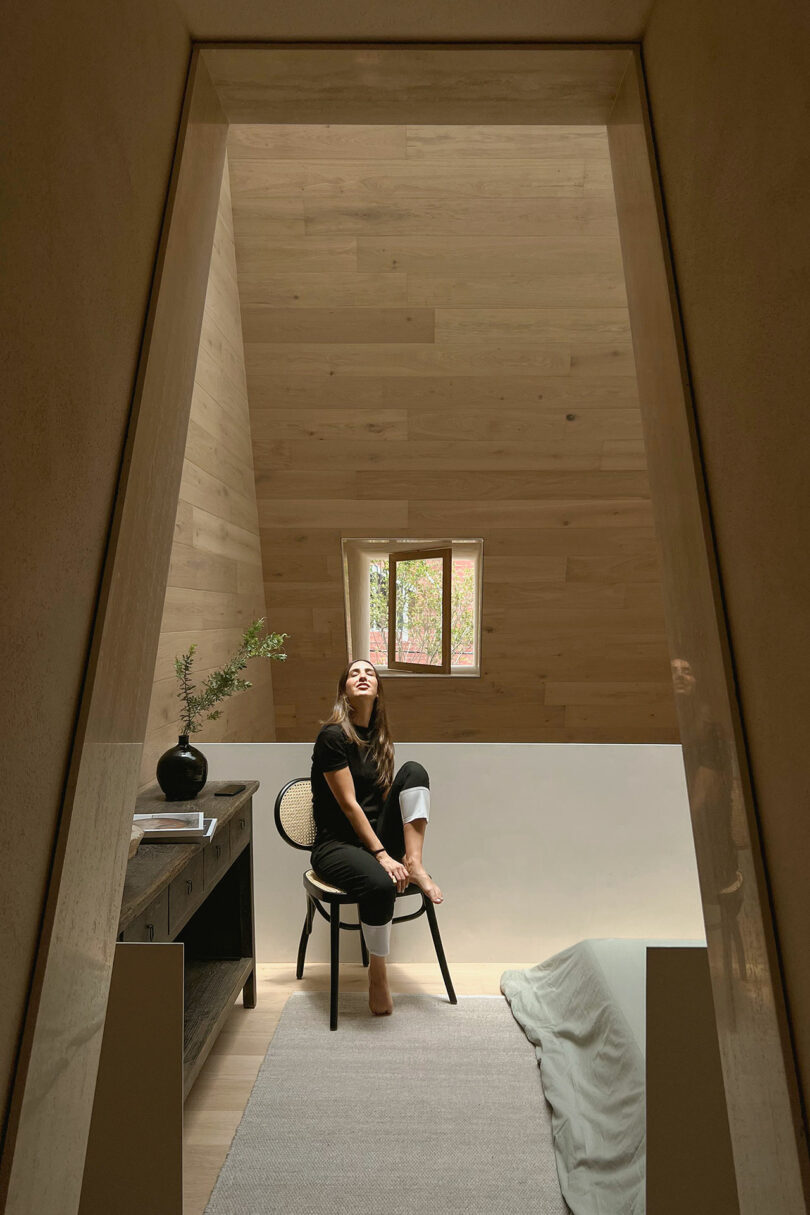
168, 851, 204, 936
203, 824, 230, 889
230, 804, 252, 857
121, 888, 169, 943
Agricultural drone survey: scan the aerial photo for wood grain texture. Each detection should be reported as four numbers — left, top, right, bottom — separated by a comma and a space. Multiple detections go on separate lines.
299, 194, 620, 237
230, 123, 677, 743
408, 273, 628, 307
242, 307, 434, 344
357, 234, 624, 276
0, 52, 226, 1215
140, 153, 275, 789
207, 48, 633, 125
237, 271, 408, 309
231, 157, 589, 200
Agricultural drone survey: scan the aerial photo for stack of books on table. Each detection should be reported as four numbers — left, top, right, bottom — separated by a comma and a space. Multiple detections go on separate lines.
133, 810, 217, 843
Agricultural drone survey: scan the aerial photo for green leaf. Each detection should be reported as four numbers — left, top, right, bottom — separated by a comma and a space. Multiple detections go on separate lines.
172, 620, 288, 734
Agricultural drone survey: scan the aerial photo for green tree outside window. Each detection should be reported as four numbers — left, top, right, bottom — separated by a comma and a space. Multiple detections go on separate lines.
369, 557, 475, 667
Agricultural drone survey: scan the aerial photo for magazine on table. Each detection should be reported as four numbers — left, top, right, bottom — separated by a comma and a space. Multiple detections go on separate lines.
133, 810, 217, 843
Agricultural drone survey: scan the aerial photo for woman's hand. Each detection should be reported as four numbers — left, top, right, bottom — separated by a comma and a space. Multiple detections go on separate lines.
377, 851, 409, 893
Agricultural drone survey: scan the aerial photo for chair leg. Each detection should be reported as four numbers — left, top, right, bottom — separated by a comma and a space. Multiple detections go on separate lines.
424, 895, 457, 1004
296, 896, 315, 980
330, 903, 340, 1030
359, 907, 369, 967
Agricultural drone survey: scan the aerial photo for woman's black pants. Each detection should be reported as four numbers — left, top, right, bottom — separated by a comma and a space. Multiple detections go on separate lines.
310, 760, 429, 928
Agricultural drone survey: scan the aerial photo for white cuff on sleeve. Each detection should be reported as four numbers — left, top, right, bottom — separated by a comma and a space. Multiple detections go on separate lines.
361, 920, 392, 957
399, 786, 430, 824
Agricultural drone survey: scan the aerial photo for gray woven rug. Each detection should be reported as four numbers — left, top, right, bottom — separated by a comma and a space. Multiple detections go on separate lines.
204, 992, 568, 1215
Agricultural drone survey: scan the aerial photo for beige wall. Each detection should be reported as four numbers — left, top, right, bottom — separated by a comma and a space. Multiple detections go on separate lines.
231, 122, 677, 742
141, 154, 275, 788
643, 0, 810, 1122
0, 0, 190, 1152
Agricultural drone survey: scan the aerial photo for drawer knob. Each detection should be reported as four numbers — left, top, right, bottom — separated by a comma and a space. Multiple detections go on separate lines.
186, 879, 193, 895
215, 844, 222, 859
239, 818, 246, 830
146, 923, 155, 942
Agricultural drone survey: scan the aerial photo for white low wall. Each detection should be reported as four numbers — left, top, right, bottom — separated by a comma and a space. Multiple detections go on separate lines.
203, 743, 705, 964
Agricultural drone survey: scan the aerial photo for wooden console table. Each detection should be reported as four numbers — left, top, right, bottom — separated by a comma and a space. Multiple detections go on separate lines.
118, 779, 258, 1097
80, 780, 259, 1215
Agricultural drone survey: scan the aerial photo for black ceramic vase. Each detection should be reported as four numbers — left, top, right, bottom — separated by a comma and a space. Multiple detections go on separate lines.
156, 735, 208, 801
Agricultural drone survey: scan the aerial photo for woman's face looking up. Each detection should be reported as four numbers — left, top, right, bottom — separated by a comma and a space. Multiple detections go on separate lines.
345, 661, 378, 707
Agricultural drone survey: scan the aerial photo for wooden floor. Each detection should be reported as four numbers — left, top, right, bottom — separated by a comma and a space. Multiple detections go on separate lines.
183, 960, 526, 1214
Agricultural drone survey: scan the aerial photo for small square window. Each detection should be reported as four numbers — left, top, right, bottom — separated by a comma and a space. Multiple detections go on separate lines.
341, 538, 483, 676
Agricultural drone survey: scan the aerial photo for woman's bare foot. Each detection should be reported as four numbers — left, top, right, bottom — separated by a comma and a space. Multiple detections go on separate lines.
405, 858, 444, 903
368, 956, 393, 1016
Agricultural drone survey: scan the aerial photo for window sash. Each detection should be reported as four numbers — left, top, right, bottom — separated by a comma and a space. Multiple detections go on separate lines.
387, 546, 452, 673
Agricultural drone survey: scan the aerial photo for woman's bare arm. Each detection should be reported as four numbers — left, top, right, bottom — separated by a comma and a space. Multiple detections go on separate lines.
324, 767, 383, 852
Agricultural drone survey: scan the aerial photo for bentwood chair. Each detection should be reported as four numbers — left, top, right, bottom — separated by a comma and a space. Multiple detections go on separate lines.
274, 777, 457, 1030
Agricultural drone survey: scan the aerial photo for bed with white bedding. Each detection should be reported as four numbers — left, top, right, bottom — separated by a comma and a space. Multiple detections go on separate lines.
501, 938, 702, 1215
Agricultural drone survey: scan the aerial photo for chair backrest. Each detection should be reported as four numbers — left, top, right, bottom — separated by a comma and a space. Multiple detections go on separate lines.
274, 778, 316, 850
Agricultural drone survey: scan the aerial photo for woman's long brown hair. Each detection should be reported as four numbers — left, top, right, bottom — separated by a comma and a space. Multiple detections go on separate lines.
322, 659, 394, 794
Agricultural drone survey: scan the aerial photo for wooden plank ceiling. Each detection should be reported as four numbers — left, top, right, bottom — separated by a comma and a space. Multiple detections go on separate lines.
228, 122, 678, 742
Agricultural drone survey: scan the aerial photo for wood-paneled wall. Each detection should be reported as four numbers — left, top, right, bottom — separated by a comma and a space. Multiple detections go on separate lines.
140, 155, 275, 786
229, 123, 678, 743
0, 3, 191, 1176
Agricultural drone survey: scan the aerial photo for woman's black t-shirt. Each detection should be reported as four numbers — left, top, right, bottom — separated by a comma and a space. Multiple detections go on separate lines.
311, 722, 384, 845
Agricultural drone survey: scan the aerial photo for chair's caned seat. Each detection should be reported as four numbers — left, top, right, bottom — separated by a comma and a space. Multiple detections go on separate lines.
305, 869, 347, 897
304, 868, 423, 900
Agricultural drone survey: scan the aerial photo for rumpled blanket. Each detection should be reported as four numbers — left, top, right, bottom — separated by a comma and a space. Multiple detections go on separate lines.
501, 940, 649, 1215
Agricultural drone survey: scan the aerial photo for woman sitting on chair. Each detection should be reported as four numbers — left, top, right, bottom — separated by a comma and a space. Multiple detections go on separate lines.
310, 658, 443, 1017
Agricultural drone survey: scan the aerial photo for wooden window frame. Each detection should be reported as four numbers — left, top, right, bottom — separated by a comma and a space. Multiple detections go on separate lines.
341, 536, 483, 675
387, 545, 452, 674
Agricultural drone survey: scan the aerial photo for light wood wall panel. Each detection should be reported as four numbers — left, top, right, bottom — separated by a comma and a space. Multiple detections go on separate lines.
209, 48, 632, 125
611, 39, 810, 1214
0, 4, 190, 1178
230, 124, 678, 743
0, 47, 221, 1215
140, 155, 275, 787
